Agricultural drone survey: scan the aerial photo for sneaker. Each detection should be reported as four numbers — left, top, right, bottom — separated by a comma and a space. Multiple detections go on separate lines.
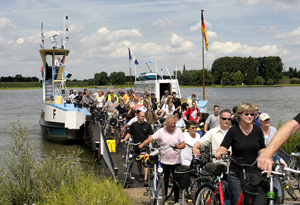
174, 202, 180, 205
144, 180, 148, 187
138, 175, 143, 182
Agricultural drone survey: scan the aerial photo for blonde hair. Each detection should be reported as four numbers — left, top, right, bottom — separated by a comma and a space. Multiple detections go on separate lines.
236, 102, 256, 123
134, 96, 139, 101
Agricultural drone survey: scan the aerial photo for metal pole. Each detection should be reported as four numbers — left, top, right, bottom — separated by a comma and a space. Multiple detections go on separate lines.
202, 9, 205, 101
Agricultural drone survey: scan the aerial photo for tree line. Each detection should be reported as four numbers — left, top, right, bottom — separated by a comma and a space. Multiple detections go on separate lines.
0, 75, 39, 82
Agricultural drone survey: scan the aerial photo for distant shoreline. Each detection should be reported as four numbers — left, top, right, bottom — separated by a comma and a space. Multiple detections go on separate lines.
0, 82, 299, 90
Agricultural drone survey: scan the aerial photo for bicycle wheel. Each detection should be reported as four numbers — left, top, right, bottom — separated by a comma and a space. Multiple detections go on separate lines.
287, 172, 299, 189
123, 158, 133, 188
149, 168, 155, 205
221, 180, 231, 205
195, 184, 219, 205
186, 175, 199, 202
114, 128, 121, 148
156, 174, 165, 205
165, 172, 174, 200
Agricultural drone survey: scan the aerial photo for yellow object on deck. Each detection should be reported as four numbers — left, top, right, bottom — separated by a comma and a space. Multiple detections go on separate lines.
106, 140, 116, 152
55, 95, 63, 104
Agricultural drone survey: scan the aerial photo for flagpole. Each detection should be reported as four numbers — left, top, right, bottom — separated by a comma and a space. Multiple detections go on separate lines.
201, 9, 205, 101
128, 48, 132, 89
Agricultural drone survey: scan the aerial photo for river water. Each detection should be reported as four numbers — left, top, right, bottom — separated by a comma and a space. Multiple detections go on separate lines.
0, 86, 299, 161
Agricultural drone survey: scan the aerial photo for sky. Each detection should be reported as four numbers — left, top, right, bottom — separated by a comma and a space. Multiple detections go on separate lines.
1, 0, 300, 80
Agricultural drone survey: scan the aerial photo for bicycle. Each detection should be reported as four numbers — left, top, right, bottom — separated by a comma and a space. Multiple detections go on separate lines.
287, 144, 300, 189
123, 141, 141, 188
183, 144, 212, 204
144, 144, 177, 205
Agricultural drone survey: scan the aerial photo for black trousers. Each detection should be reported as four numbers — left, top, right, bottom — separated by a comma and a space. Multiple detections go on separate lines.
161, 163, 181, 203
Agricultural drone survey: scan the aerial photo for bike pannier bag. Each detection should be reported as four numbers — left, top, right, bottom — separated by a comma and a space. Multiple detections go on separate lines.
174, 165, 192, 189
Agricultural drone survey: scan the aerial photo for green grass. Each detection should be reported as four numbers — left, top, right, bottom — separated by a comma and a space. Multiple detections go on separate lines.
0, 120, 130, 205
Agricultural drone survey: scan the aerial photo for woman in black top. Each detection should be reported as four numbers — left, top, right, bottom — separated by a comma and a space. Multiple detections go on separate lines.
215, 102, 265, 205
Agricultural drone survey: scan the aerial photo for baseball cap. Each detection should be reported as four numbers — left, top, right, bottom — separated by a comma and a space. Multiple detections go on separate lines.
192, 94, 196, 97
259, 113, 270, 121
130, 89, 133, 92
164, 90, 169, 93
151, 93, 155, 95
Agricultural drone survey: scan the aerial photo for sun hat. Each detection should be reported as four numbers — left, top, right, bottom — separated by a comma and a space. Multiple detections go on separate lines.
259, 113, 270, 121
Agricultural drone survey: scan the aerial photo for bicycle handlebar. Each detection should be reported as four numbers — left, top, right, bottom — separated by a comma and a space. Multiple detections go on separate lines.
221, 155, 257, 167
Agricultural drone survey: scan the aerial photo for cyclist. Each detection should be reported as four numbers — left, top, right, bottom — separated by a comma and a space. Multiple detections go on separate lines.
258, 113, 300, 177
121, 111, 153, 187
193, 108, 232, 177
139, 115, 185, 205
214, 103, 265, 205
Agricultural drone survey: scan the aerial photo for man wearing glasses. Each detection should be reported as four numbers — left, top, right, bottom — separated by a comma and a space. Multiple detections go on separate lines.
193, 109, 232, 173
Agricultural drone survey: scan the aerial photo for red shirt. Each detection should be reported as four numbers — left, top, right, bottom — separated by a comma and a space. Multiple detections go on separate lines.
184, 107, 201, 121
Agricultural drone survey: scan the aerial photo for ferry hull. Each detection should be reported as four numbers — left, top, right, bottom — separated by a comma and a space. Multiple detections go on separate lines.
39, 117, 85, 144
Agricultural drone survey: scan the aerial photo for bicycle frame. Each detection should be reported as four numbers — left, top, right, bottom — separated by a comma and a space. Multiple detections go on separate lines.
206, 174, 225, 205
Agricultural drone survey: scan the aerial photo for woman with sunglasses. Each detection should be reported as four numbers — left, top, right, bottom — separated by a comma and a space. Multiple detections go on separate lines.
181, 121, 201, 166
214, 102, 265, 205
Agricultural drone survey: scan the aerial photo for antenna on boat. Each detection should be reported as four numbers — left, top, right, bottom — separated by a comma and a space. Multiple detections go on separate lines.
49, 33, 59, 49
145, 62, 152, 72
40, 23, 45, 49
62, 12, 69, 49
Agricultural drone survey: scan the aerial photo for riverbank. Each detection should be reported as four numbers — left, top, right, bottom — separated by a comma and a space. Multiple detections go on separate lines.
1, 82, 300, 90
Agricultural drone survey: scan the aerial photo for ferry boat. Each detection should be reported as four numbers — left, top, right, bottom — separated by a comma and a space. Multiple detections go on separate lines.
134, 66, 208, 112
39, 14, 92, 144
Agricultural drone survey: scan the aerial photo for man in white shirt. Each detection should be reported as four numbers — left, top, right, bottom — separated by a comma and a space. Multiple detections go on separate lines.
54, 56, 64, 80
193, 109, 232, 172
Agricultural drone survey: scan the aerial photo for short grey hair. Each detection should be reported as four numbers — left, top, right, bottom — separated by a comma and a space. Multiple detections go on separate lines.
163, 114, 176, 126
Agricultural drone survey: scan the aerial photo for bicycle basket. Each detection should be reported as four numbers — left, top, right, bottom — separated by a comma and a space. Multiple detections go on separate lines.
110, 118, 117, 126
174, 165, 192, 189
205, 163, 227, 176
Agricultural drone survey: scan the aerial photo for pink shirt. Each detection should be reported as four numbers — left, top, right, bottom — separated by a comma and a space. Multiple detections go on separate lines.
152, 127, 184, 165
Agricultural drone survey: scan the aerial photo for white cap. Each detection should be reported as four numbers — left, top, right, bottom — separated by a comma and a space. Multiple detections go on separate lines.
259, 113, 270, 121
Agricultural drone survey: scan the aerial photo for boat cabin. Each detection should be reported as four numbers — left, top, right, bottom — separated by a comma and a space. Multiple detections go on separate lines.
40, 49, 70, 104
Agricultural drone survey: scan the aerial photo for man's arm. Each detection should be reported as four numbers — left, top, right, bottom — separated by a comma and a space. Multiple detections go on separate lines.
138, 136, 154, 149
121, 133, 131, 143
257, 118, 300, 177
193, 141, 201, 156
204, 122, 208, 133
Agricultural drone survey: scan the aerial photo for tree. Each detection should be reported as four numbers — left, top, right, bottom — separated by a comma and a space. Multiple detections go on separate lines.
254, 76, 264, 85
94, 72, 109, 85
266, 79, 274, 85
221, 72, 231, 86
109, 72, 126, 85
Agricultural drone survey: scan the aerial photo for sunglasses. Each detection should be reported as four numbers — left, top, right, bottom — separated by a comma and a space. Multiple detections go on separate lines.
221, 117, 231, 121
244, 113, 254, 116
190, 127, 197, 129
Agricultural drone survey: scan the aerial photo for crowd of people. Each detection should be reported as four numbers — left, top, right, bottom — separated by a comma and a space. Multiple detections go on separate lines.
66, 87, 300, 204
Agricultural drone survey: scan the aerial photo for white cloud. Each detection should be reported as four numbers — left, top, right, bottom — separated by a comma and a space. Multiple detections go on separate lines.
276, 27, 300, 39
237, 0, 272, 6
152, 18, 181, 31
272, 2, 292, 11
260, 26, 277, 33
68, 22, 85, 34
166, 33, 195, 54
80, 27, 143, 47
16, 38, 24, 44
189, 20, 212, 33
0, 17, 18, 32
207, 31, 218, 40
210, 41, 288, 56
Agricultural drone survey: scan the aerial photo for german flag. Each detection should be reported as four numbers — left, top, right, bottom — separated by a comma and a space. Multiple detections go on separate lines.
201, 12, 208, 51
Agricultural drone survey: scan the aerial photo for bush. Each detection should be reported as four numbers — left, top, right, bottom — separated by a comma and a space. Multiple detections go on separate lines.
0, 120, 130, 205
290, 79, 300, 84
277, 120, 300, 154
266, 79, 274, 85
254, 76, 264, 85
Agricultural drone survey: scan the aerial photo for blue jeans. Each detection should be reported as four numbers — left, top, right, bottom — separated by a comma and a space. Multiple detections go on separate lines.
228, 171, 242, 205
54, 66, 59, 80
